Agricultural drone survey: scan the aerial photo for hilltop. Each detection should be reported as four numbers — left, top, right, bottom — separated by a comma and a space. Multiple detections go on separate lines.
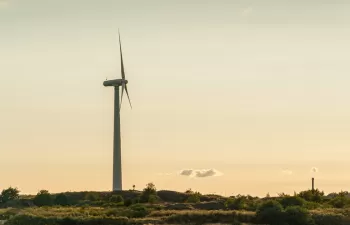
1, 183, 350, 224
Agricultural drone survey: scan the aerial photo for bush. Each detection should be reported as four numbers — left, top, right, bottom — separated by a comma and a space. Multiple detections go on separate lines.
54, 193, 69, 206
304, 201, 321, 210
132, 197, 140, 204
225, 195, 258, 211
225, 197, 235, 208
109, 195, 124, 203
284, 206, 314, 225
328, 196, 350, 208
256, 200, 285, 225
126, 204, 149, 218
298, 189, 324, 203
227, 197, 246, 210
124, 198, 133, 207
140, 183, 157, 203
186, 192, 201, 203
148, 194, 158, 204
84, 192, 100, 202
311, 212, 343, 225
279, 196, 305, 208
1, 200, 22, 208
33, 190, 53, 206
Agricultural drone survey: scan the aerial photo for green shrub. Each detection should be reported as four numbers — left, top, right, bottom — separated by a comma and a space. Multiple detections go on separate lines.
84, 192, 100, 202
225, 195, 258, 211
186, 192, 201, 203
109, 195, 124, 203
132, 197, 140, 204
124, 199, 133, 207
225, 197, 235, 208
279, 195, 305, 208
226, 197, 243, 210
54, 193, 69, 206
328, 196, 350, 208
148, 194, 158, 204
140, 183, 157, 203
304, 201, 321, 210
284, 206, 314, 225
126, 204, 149, 218
33, 190, 53, 206
1, 200, 22, 208
298, 189, 324, 203
256, 200, 285, 225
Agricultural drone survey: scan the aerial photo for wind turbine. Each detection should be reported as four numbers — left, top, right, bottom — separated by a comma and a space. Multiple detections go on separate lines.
103, 31, 132, 191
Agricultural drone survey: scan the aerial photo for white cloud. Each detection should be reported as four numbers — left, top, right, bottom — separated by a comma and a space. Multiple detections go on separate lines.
179, 169, 193, 176
241, 7, 253, 16
281, 170, 293, 175
311, 167, 319, 173
179, 169, 223, 178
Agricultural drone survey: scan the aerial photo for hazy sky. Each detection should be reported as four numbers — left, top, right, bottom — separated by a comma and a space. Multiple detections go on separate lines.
1, 0, 350, 197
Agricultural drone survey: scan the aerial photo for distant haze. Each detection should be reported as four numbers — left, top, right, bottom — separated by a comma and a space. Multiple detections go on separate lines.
1, 0, 350, 196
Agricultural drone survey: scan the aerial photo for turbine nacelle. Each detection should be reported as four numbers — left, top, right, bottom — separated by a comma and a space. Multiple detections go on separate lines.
103, 79, 128, 87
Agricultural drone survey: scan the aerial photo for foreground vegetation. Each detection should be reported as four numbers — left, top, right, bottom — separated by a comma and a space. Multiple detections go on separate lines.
1, 184, 350, 224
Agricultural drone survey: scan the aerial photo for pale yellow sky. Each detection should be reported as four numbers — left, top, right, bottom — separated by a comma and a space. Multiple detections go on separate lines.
1, 0, 350, 196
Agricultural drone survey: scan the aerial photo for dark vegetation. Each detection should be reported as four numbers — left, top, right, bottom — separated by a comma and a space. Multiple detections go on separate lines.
0, 184, 350, 224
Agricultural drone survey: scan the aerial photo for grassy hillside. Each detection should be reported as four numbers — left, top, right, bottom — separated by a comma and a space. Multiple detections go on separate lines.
1, 183, 350, 224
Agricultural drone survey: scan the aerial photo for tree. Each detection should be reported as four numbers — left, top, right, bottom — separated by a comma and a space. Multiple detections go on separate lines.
140, 182, 157, 202
143, 183, 156, 195
0, 187, 20, 203
132, 185, 135, 191
54, 193, 68, 206
33, 190, 53, 206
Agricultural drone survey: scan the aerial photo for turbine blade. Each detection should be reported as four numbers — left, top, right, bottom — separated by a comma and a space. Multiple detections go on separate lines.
125, 84, 132, 109
120, 83, 125, 111
118, 30, 126, 80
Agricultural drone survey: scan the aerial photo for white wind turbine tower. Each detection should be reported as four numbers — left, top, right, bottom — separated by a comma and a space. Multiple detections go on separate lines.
103, 31, 132, 191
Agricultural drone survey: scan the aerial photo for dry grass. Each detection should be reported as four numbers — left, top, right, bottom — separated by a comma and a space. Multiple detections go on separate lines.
1, 206, 350, 225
